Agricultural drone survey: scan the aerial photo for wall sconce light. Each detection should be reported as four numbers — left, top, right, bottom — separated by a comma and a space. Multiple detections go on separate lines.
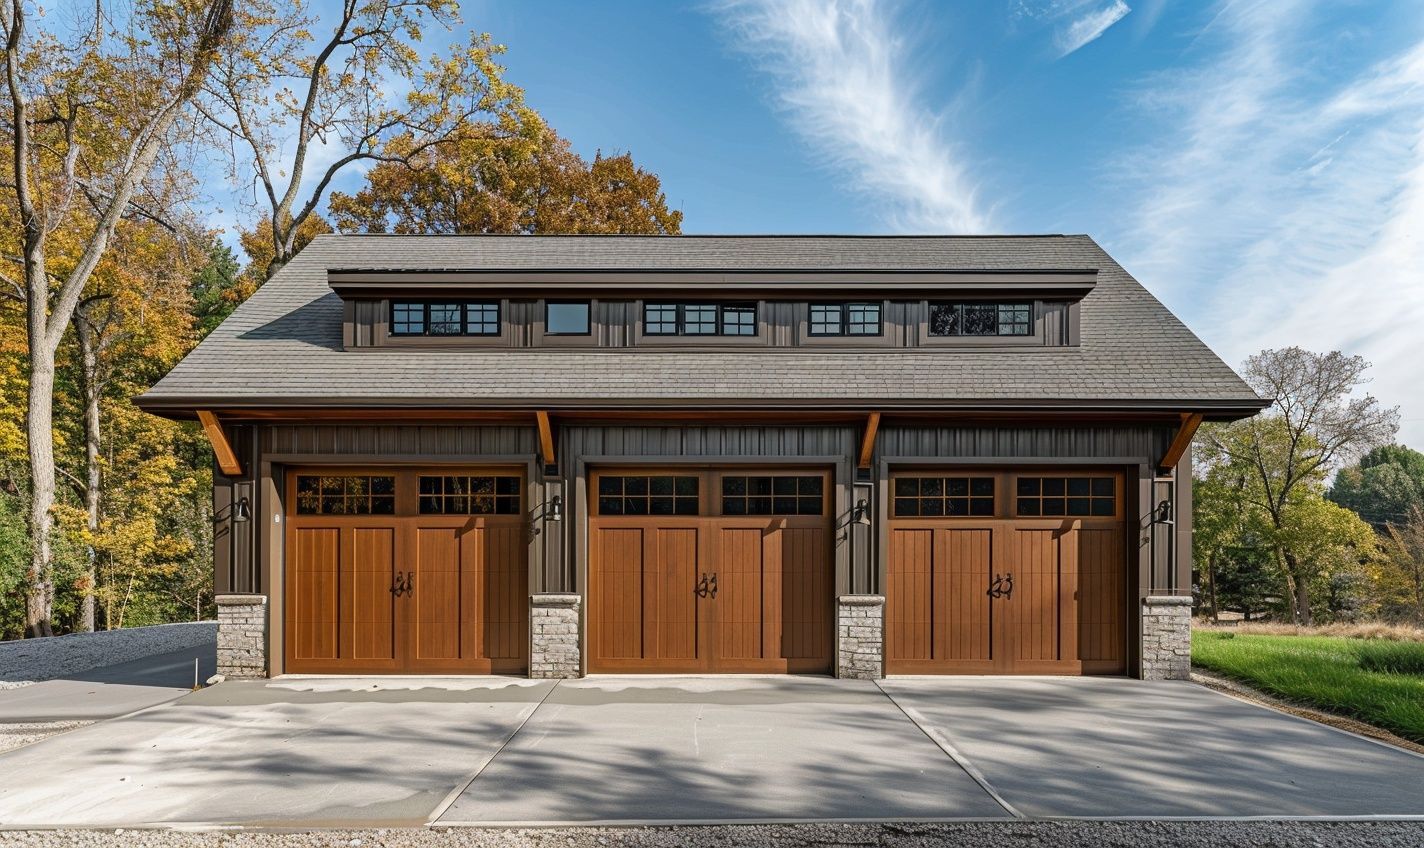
215, 495, 251, 524
548, 494, 563, 522
854, 498, 870, 525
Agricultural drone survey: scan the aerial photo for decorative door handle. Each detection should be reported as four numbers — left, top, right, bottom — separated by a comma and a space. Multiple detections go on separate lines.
708, 572, 718, 599
987, 573, 1014, 599
694, 573, 709, 598
391, 571, 414, 597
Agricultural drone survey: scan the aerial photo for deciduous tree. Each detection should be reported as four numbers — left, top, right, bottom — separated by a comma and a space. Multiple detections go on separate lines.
1199, 348, 1398, 624
202, 0, 530, 282
0, 0, 232, 636
329, 125, 682, 235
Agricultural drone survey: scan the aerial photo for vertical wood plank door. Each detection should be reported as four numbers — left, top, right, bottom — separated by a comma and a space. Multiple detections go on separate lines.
587, 521, 706, 673
885, 525, 995, 673
883, 470, 1127, 676
283, 468, 529, 675
586, 468, 833, 675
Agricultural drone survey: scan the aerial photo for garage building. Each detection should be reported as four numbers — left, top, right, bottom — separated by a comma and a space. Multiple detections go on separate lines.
136, 234, 1264, 680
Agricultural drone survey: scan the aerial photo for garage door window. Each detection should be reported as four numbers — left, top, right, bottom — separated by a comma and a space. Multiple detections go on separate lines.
295, 475, 396, 515
418, 475, 521, 515
893, 476, 995, 517
598, 475, 699, 515
721, 475, 823, 515
1016, 476, 1116, 517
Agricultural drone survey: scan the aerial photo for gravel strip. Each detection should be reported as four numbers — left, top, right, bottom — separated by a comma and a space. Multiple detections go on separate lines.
2, 822, 1424, 848
0, 721, 92, 753
0, 622, 215, 687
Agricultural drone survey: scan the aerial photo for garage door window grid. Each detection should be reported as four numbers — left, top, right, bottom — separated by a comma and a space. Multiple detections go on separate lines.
418, 475, 521, 515
295, 475, 396, 514
893, 476, 995, 517
1016, 476, 1116, 517
721, 475, 823, 515
598, 475, 700, 515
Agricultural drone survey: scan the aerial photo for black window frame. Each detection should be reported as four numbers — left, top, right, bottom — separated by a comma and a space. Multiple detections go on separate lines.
389, 300, 502, 337
928, 302, 1033, 337
641, 302, 760, 337
808, 302, 882, 336
545, 300, 592, 336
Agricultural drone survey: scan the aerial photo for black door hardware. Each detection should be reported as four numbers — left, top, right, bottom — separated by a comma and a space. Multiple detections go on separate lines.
987, 572, 1015, 600
391, 571, 414, 597
695, 573, 710, 598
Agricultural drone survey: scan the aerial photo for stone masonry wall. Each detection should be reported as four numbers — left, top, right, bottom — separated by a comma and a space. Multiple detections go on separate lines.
1141, 595, 1192, 680
216, 594, 267, 678
530, 593, 581, 679
837, 595, 885, 680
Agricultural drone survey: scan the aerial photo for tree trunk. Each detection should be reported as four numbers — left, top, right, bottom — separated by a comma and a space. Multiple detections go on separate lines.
1206, 551, 1220, 623
24, 347, 55, 638
76, 317, 101, 632
1284, 551, 1313, 625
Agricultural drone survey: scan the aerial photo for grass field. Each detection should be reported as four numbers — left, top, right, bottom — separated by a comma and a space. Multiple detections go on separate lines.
1191, 630, 1424, 744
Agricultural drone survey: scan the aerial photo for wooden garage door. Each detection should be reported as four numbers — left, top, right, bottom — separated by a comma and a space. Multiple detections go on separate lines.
284, 468, 528, 674
587, 469, 832, 674
886, 470, 1127, 675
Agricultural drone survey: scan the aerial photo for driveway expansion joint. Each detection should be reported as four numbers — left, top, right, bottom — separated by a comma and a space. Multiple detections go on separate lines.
873, 679, 1024, 819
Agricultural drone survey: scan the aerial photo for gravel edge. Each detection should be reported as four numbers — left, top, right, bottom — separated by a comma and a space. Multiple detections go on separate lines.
3, 821, 1424, 848
0, 721, 93, 754
0, 622, 216, 688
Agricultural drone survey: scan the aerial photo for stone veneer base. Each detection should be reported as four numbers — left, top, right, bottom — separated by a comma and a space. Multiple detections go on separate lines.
837, 595, 885, 680
530, 593, 582, 679
1141, 595, 1193, 680
216, 593, 268, 678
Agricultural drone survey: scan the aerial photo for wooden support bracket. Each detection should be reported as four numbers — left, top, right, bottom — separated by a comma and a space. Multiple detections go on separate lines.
535, 410, 556, 469
858, 411, 882, 470
196, 410, 243, 477
1159, 412, 1203, 473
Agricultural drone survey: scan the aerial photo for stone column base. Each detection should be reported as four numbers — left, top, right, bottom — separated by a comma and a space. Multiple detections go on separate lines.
837, 595, 885, 680
1141, 595, 1192, 680
216, 594, 267, 678
530, 593, 581, 679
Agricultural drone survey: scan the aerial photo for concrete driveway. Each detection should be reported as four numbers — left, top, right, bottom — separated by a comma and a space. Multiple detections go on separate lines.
1, 674, 1422, 827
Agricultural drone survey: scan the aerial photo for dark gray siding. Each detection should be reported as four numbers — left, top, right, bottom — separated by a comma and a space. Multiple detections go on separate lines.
262, 424, 538, 456
873, 424, 1173, 462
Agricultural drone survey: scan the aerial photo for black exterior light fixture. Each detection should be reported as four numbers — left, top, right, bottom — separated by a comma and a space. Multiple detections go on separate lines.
215, 495, 251, 524
854, 498, 871, 525
548, 494, 563, 522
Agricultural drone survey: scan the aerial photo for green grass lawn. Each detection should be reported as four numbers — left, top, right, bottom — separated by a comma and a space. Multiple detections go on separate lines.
1191, 631, 1424, 744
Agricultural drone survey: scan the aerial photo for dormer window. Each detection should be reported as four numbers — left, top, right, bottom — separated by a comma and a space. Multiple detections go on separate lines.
930, 303, 1031, 336
809, 303, 882, 336
391, 301, 500, 336
644, 303, 758, 336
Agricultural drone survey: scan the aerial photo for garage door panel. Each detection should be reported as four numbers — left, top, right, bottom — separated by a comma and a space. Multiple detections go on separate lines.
588, 470, 832, 675
480, 524, 528, 663
655, 527, 700, 662
413, 526, 461, 661
886, 470, 1125, 677
348, 527, 398, 661
1079, 526, 1126, 672
284, 469, 529, 675
290, 527, 340, 661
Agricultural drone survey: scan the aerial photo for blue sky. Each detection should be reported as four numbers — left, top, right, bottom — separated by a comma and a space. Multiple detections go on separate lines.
247, 0, 1424, 444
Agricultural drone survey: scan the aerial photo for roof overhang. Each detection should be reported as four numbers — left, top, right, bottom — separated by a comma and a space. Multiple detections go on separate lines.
135, 395, 1268, 424
326, 268, 1100, 300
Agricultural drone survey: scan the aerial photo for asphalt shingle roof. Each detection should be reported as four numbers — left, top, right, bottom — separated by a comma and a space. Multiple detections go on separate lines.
138, 234, 1262, 413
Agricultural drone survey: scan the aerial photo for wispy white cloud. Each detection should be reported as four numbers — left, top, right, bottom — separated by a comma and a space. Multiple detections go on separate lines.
1113, 1, 1424, 444
713, 0, 991, 233
1014, 0, 1133, 57
1056, 1, 1131, 56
